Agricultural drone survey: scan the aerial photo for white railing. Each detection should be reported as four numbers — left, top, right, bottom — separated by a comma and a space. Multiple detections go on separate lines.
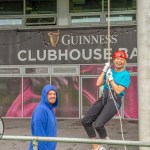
1, 135, 150, 149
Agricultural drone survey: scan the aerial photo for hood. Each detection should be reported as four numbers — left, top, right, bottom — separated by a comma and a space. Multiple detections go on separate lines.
41, 84, 59, 109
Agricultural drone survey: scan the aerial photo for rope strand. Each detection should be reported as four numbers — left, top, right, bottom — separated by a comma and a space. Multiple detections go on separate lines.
107, 0, 110, 64
108, 83, 127, 150
107, 0, 126, 150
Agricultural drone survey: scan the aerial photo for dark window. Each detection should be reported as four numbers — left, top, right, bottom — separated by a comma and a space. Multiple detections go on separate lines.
70, 0, 102, 13
26, 0, 57, 14
104, 0, 136, 11
0, 0, 23, 15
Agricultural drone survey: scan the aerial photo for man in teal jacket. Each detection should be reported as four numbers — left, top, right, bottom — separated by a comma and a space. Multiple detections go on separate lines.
29, 84, 59, 150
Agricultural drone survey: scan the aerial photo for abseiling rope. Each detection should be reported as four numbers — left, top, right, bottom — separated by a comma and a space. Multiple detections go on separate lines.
107, 0, 126, 150
107, 0, 111, 63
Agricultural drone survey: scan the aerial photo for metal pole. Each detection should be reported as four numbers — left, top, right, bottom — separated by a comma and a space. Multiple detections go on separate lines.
137, 0, 150, 150
32, 140, 38, 150
1, 135, 150, 147
57, 0, 69, 25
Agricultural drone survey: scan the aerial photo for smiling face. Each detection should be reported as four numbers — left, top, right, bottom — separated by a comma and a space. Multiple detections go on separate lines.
47, 90, 56, 105
113, 57, 126, 71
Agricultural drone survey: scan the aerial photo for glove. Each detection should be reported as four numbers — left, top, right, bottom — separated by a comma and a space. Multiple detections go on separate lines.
103, 62, 110, 73
106, 68, 113, 81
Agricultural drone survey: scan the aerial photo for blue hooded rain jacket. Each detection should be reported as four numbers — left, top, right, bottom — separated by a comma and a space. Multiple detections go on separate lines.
28, 84, 59, 150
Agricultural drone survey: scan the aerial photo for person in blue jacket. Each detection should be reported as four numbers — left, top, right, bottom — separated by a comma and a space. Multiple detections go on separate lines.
81, 50, 130, 150
28, 84, 59, 150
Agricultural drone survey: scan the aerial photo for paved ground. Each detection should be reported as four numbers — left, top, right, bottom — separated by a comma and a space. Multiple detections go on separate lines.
0, 119, 139, 150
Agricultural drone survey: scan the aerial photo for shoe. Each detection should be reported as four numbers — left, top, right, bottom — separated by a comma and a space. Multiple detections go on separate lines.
92, 145, 100, 150
99, 145, 107, 150
105, 136, 110, 140
92, 145, 106, 150
99, 136, 109, 150
92, 137, 109, 150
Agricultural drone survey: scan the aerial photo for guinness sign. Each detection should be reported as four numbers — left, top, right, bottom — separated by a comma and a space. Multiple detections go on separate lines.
48, 31, 60, 48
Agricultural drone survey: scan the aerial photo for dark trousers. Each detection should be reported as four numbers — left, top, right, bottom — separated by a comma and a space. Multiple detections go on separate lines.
81, 90, 121, 139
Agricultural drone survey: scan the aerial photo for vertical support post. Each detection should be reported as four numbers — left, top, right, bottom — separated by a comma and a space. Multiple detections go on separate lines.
32, 140, 38, 150
137, 0, 150, 150
57, 0, 69, 25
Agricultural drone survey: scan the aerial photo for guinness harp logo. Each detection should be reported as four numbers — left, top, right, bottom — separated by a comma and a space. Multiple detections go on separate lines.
48, 31, 60, 48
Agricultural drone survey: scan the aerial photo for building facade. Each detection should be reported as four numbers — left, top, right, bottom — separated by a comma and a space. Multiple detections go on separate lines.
0, 0, 137, 119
